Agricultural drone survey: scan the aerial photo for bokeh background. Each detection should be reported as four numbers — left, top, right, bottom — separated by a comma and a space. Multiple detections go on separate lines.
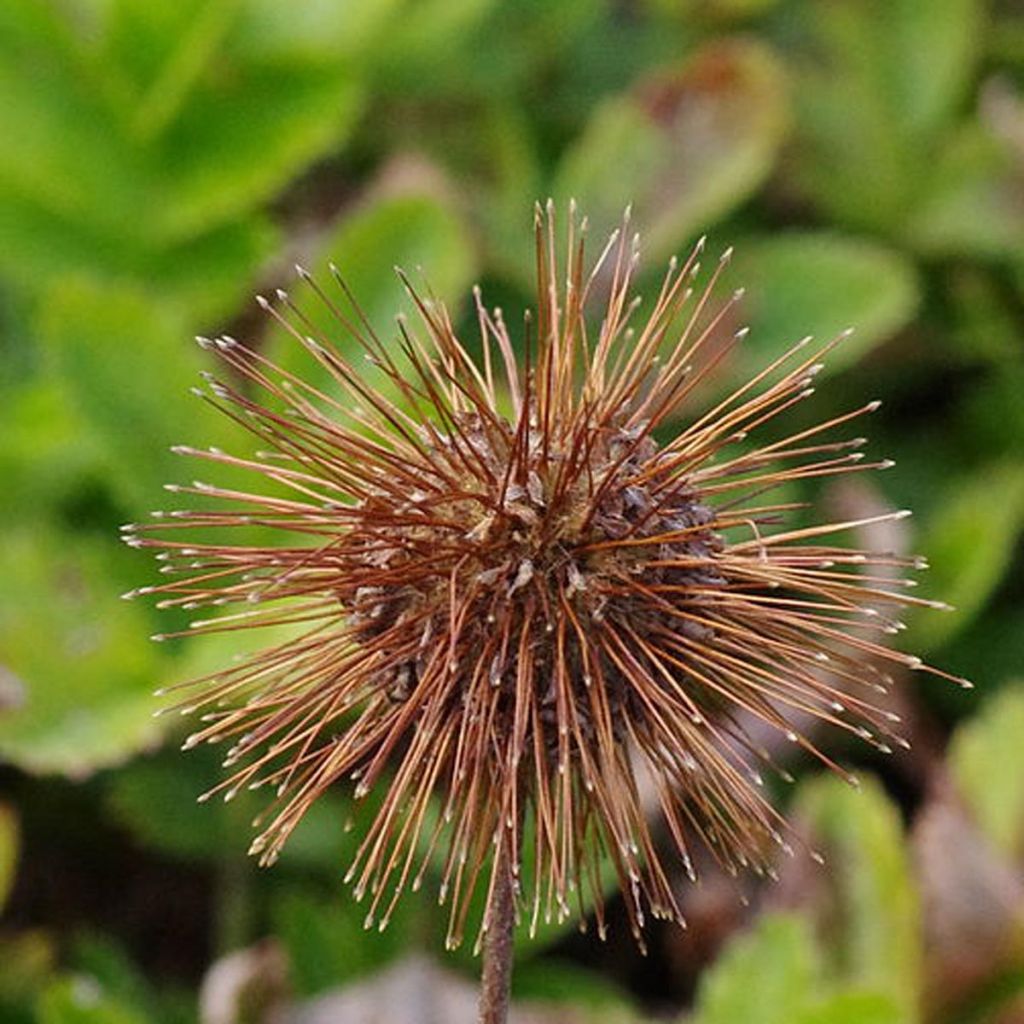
2, 1, 1024, 1022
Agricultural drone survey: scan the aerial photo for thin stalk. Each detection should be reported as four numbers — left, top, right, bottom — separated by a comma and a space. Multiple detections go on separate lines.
479, 857, 516, 1024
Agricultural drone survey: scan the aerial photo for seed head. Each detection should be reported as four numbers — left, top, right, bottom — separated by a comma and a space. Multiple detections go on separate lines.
128, 204, 960, 950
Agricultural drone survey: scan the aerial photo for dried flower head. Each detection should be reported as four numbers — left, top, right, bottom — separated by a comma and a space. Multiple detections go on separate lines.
124, 204, 964, 951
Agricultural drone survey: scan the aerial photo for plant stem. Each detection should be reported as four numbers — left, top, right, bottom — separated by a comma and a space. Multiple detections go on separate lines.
479, 860, 516, 1024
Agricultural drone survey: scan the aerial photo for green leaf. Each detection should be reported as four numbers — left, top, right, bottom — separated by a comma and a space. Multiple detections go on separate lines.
798, 990, 905, 1024
233, 0, 403, 64
556, 38, 788, 263
790, 0, 982, 233
107, 739, 357, 868
36, 977, 146, 1024
264, 191, 475, 398
38, 276, 243, 513
903, 463, 1024, 654
906, 124, 1024, 260
142, 215, 277, 323
0, 931, 57, 1016
948, 682, 1024, 860
690, 913, 818, 1024
723, 232, 921, 381
0, 379, 105, 527
512, 959, 635, 1017
151, 62, 363, 243
0, 531, 164, 778
0, 29, 143, 235
368, 0, 497, 88
794, 774, 921, 1021
0, 803, 17, 913
271, 885, 417, 995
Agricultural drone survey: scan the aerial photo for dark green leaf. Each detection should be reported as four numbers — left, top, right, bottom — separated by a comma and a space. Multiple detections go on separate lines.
790, 0, 982, 233
512, 959, 636, 1015
271, 885, 417, 995
0, 803, 17, 913
151, 63, 363, 243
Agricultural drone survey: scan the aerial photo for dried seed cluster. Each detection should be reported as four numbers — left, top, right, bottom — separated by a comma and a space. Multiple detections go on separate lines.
124, 204, 964, 950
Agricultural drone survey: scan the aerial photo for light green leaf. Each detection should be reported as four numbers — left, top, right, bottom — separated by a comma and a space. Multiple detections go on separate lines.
37, 977, 146, 1024
878, 0, 983, 140
723, 232, 921, 380
142, 216, 277, 322
0, 32, 143, 234
151, 62, 363, 243
794, 774, 921, 1021
0, 379, 105, 526
949, 682, 1024, 860
0, 531, 163, 777
556, 38, 788, 264
0, 803, 17, 914
903, 463, 1024, 653
369, 0, 497, 87
233, 0, 403, 64
38, 276, 244, 513
264, 191, 475, 397
798, 990, 905, 1024
689, 913, 818, 1024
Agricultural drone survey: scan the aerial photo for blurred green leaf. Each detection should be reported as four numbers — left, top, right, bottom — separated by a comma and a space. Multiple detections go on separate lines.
0, 26, 141, 234
38, 276, 243, 512
271, 885, 417, 995
689, 913, 818, 1024
0, 803, 17, 913
108, 743, 356, 868
369, 0, 497, 89
36, 977, 145, 1024
141, 216, 276, 323
151, 62, 363, 243
798, 990, 904, 1024
949, 681, 1024, 860
794, 774, 920, 1021
790, 0, 982, 233
512, 959, 635, 1016
906, 123, 1024, 259
0, 379, 105, 527
234, 0, 403, 64
0, 932, 57, 1021
724, 232, 921, 380
556, 38, 788, 263
0, 531, 164, 778
903, 463, 1024, 654
107, 750, 252, 864
264, 190, 475, 395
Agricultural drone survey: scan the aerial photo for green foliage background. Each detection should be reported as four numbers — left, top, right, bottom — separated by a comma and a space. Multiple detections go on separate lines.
1, 1, 1024, 1022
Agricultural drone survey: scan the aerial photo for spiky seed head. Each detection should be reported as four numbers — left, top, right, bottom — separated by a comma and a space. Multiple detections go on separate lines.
127, 205, 962, 950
